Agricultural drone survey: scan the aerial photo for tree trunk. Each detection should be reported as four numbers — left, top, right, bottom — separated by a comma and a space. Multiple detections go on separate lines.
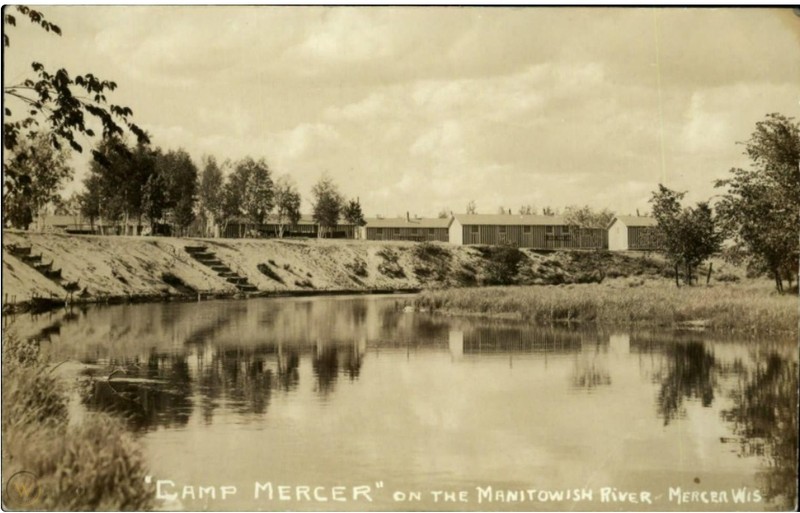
773, 267, 784, 293
674, 263, 680, 288
706, 262, 713, 285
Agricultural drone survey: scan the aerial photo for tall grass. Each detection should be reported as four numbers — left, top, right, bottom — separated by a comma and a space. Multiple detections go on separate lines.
415, 280, 799, 334
2, 335, 154, 510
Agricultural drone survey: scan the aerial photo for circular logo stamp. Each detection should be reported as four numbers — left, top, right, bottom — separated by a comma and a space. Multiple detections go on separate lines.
4, 471, 42, 509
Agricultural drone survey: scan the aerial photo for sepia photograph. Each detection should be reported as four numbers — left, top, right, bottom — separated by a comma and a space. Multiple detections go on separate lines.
1, 5, 798, 512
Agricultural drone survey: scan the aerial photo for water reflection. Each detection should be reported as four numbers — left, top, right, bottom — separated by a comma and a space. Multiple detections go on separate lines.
312, 346, 339, 396
721, 352, 798, 510
81, 353, 193, 430
654, 341, 716, 425
4, 296, 797, 510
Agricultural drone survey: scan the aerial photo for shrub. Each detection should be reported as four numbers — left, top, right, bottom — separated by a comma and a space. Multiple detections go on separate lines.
574, 271, 603, 284
294, 279, 314, 288
412, 242, 451, 261
345, 257, 368, 278
377, 249, 406, 279
413, 265, 434, 279
413, 260, 449, 283
257, 263, 285, 284
606, 269, 625, 279
715, 272, 741, 283
454, 268, 477, 286
483, 243, 526, 285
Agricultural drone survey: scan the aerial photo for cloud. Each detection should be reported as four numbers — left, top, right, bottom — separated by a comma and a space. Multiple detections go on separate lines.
292, 9, 395, 63
7, 6, 797, 218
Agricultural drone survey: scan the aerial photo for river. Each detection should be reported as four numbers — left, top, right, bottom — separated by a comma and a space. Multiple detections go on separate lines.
5, 294, 797, 511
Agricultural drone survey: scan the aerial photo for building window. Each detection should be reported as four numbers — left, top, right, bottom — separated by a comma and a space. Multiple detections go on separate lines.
376, 228, 383, 235
428, 228, 435, 235
394, 228, 400, 235
471, 226, 479, 233
499, 226, 506, 234
546, 226, 554, 235
523, 226, 531, 233
562, 225, 570, 234
411, 228, 418, 235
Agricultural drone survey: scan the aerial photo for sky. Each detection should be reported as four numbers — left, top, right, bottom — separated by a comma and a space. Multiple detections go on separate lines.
4, 6, 800, 218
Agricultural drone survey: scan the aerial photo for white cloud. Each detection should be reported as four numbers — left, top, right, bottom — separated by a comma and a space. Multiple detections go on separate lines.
292, 9, 395, 63
7, 6, 797, 218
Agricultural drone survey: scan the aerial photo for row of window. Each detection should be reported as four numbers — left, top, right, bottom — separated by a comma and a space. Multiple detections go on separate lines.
374, 227, 439, 235
469, 225, 575, 234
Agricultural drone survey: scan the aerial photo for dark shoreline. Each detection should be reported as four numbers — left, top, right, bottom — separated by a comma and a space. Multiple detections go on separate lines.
2, 287, 423, 316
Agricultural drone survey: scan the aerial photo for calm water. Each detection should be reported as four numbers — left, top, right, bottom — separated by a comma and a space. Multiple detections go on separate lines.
6, 295, 798, 511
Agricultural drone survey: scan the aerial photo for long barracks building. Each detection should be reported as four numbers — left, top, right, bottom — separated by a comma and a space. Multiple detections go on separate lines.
449, 214, 608, 250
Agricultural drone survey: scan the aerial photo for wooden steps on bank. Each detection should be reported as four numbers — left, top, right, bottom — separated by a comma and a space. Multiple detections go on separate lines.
184, 246, 258, 293
6, 243, 72, 291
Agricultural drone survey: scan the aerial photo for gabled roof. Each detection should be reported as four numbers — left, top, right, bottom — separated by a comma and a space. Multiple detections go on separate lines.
610, 216, 658, 228
365, 217, 451, 229
263, 214, 317, 225
452, 214, 567, 226
229, 214, 353, 226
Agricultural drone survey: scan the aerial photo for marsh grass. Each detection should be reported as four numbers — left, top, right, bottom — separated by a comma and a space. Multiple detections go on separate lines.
415, 280, 799, 334
2, 335, 153, 510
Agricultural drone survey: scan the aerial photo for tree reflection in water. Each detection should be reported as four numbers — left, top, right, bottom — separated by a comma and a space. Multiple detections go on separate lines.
645, 337, 797, 510
215, 348, 274, 416
276, 347, 300, 391
341, 344, 363, 380
721, 353, 798, 510
81, 352, 193, 431
51, 299, 797, 511
312, 346, 339, 396
654, 341, 716, 425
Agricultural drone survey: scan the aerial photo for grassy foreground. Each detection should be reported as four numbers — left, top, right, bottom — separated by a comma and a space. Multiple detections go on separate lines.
415, 279, 799, 334
2, 335, 153, 510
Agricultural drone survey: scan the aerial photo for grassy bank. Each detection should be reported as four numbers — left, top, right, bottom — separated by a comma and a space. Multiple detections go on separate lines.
415, 279, 799, 334
2, 335, 153, 510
